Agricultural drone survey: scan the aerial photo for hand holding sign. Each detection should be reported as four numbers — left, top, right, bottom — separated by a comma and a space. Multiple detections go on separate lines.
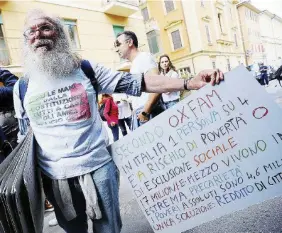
189, 69, 225, 90
109, 66, 282, 233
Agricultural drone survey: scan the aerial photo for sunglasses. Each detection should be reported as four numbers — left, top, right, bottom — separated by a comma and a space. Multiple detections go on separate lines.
114, 39, 130, 47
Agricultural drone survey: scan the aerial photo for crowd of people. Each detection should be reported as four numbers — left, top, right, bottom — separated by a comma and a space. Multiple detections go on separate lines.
0, 8, 224, 233
99, 53, 182, 142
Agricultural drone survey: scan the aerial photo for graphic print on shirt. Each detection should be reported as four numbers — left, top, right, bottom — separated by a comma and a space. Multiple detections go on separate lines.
26, 83, 91, 126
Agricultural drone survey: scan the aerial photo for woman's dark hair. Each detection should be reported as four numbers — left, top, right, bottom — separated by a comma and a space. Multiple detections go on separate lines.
102, 94, 111, 98
158, 54, 176, 74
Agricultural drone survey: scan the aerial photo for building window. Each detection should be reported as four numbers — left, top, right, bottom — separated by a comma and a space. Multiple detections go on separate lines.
245, 9, 248, 18
164, 0, 175, 13
0, 15, 9, 66
64, 19, 80, 49
201, 0, 204, 7
141, 7, 149, 21
218, 13, 223, 33
234, 33, 238, 47
205, 25, 211, 44
113, 25, 124, 38
212, 61, 216, 69
171, 30, 182, 50
146, 30, 159, 54
179, 67, 191, 78
227, 58, 231, 71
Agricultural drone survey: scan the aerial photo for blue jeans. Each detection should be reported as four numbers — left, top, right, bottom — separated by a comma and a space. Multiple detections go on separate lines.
108, 124, 119, 141
164, 99, 179, 109
261, 73, 269, 85
43, 160, 122, 233
118, 117, 132, 136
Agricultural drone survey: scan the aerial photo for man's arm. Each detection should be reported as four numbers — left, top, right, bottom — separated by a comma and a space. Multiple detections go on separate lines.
113, 69, 223, 96
143, 69, 224, 93
0, 69, 18, 105
138, 67, 160, 122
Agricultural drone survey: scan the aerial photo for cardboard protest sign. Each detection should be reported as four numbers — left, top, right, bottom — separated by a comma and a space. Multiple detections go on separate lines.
109, 66, 282, 233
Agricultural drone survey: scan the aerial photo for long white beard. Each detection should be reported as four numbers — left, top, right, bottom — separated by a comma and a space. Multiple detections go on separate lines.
23, 37, 80, 80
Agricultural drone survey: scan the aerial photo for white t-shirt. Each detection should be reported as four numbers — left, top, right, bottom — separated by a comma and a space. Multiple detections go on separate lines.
162, 70, 180, 102
117, 100, 132, 119
130, 52, 157, 110
14, 61, 123, 179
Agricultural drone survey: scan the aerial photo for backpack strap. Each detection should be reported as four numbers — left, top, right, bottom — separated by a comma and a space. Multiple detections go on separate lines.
19, 78, 29, 112
81, 60, 99, 102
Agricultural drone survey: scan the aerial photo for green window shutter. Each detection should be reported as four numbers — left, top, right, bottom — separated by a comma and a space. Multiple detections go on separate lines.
64, 19, 76, 26
146, 30, 159, 54
0, 14, 3, 24
113, 25, 124, 38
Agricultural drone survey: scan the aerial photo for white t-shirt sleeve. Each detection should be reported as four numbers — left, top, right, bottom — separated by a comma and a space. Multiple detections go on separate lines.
142, 53, 157, 74
90, 61, 123, 94
132, 53, 157, 74
13, 80, 24, 120
13, 80, 29, 142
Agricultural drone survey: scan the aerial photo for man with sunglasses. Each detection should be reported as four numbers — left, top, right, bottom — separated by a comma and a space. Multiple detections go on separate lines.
114, 31, 162, 129
14, 9, 223, 233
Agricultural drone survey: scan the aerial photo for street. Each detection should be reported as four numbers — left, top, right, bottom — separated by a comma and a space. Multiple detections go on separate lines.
43, 79, 282, 233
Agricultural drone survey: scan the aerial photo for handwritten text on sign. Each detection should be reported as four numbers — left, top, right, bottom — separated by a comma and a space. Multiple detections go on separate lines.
109, 66, 282, 233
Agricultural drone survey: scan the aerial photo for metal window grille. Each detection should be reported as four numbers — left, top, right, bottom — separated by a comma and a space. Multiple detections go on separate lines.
164, 0, 174, 13
205, 25, 211, 44
234, 33, 238, 47
63, 20, 80, 49
0, 23, 9, 66
141, 7, 149, 21
171, 30, 182, 50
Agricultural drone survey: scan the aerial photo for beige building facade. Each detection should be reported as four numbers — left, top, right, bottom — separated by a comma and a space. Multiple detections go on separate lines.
140, 0, 245, 76
182, 0, 245, 73
0, 0, 150, 75
237, 1, 263, 65
259, 10, 282, 66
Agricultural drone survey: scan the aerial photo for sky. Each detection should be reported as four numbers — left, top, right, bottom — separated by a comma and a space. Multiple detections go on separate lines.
250, 0, 282, 18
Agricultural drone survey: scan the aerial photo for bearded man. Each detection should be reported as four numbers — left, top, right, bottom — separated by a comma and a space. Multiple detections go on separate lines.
13, 9, 224, 233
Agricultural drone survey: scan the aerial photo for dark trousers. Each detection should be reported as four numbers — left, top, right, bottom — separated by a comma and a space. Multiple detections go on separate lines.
118, 117, 132, 136
261, 73, 269, 85
42, 161, 122, 233
108, 124, 119, 142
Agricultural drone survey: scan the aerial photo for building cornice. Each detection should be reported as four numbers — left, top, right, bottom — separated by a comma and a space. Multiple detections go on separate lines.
237, 1, 261, 14
172, 50, 245, 63
164, 20, 183, 30
35, 0, 143, 20
201, 15, 212, 23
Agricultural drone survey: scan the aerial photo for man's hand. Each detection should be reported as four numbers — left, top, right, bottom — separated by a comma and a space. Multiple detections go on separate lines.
110, 122, 116, 127
137, 112, 149, 122
188, 69, 224, 90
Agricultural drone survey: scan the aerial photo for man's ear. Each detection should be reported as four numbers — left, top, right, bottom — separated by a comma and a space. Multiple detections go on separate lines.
128, 38, 134, 47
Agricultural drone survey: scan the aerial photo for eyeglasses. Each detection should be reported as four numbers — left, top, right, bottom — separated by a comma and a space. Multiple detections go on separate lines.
23, 24, 57, 40
114, 39, 130, 48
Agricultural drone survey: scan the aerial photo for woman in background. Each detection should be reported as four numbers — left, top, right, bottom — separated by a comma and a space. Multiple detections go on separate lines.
101, 94, 119, 142
158, 54, 180, 109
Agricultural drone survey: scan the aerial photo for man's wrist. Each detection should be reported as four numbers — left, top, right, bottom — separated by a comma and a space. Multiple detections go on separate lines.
184, 79, 191, 90
141, 111, 150, 118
